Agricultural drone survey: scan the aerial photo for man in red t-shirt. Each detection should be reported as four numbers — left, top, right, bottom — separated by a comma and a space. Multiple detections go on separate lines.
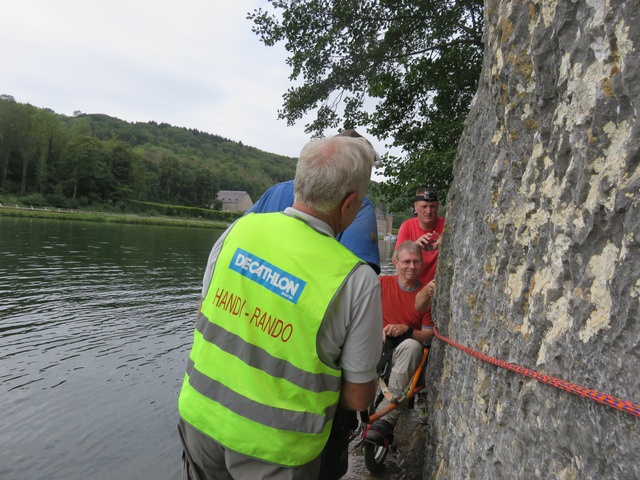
396, 187, 445, 285
364, 241, 434, 446
395, 187, 445, 324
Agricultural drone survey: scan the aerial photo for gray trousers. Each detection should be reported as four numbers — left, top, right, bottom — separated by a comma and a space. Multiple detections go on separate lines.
178, 418, 321, 480
377, 338, 424, 426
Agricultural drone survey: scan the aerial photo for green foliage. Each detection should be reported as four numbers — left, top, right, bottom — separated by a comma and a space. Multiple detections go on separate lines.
373, 147, 456, 212
392, 210, 415, 230
19, 192, 47, 206
249, 0, 483, 207
0, 97, 297, 209
60, 135, 110, 200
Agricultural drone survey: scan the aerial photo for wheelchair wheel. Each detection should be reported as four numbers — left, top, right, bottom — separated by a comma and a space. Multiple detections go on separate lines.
364, 441, 388, 474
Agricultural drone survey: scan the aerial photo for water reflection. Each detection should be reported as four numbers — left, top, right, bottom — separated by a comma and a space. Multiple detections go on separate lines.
0, 217, 221, 480
0, 217, 397, 480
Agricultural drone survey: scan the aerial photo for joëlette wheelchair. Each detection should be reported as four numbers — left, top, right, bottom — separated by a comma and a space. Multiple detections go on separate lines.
350, 337, 431, 474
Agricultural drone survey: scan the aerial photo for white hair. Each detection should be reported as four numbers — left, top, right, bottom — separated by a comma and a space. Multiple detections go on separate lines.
393, 241, 422, 260
293, 136, 377, 214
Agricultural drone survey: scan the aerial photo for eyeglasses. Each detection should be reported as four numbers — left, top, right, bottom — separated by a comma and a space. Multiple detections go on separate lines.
397, 259, 421, 266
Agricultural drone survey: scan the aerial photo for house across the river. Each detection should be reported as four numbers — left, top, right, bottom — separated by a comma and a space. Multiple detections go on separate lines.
216, 190, 253, 213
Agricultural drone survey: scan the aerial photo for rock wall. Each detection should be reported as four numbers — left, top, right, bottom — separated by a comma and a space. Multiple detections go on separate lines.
425, 0, 639, 478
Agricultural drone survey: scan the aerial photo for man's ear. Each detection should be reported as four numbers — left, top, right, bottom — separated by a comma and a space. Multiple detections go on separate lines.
340, 191, 359, 216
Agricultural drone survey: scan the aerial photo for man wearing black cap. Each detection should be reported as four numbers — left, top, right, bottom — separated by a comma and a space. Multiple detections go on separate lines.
395, 187, 445, 324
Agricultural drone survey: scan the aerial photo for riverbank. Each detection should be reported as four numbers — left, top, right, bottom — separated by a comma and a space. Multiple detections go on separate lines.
0, 205, 230, 229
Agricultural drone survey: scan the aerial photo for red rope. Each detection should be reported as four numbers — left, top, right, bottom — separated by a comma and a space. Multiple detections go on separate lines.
433, 327, 640, 418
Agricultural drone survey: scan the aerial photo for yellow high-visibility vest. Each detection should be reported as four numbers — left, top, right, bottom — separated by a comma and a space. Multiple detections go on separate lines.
179, 212, 362, 466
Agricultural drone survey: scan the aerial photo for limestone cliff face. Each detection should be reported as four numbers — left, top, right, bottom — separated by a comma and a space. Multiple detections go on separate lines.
425, 0, 639, 478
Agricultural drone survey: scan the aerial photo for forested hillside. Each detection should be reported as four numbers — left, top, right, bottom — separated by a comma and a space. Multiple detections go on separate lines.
0, 95, 297, 210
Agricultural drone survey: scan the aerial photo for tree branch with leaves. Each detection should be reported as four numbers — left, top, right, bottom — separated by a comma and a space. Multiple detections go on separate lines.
249, 0, 483, 211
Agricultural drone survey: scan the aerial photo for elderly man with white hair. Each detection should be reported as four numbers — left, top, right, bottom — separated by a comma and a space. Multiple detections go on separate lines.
178, 135, 383, 480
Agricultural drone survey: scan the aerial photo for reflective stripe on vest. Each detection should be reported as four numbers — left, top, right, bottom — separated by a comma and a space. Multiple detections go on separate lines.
178, 212, 363, 466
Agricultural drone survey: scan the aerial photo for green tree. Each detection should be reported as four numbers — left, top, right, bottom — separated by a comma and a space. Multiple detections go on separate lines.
0, 101, 48, 196
138, 157, 161, 202
176, 161, 197, 205
0, 95, 28, 193
34, 109, 67, 196
20, 105, 43, 196
158, 154, 181, 202
20, 106, 64, 196
194, 166, 219, 208
249, 0, 483, 210
105, 140, 137, 203
59, 135, 109, 201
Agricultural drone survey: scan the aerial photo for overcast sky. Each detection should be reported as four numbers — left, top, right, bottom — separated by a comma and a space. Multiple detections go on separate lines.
0, 0, 391, 176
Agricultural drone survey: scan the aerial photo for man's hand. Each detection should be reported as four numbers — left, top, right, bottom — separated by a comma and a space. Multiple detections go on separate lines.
383, 323, 411, 338
429, 232, 442, 250
416, 232, 441, 251
415, 281, 436, 312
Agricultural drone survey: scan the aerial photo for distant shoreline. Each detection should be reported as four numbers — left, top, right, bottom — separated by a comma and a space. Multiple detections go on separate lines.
0, 206, 230, 230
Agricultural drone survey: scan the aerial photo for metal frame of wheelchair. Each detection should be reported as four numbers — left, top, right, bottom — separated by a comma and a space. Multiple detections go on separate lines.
351, 346, 430, 474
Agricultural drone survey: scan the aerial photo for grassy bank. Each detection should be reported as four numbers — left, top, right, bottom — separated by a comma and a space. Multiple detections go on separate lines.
0, 206, 230, 229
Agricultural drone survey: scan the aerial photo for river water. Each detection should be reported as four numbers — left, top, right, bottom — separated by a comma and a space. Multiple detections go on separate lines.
0, 216, 396, 480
